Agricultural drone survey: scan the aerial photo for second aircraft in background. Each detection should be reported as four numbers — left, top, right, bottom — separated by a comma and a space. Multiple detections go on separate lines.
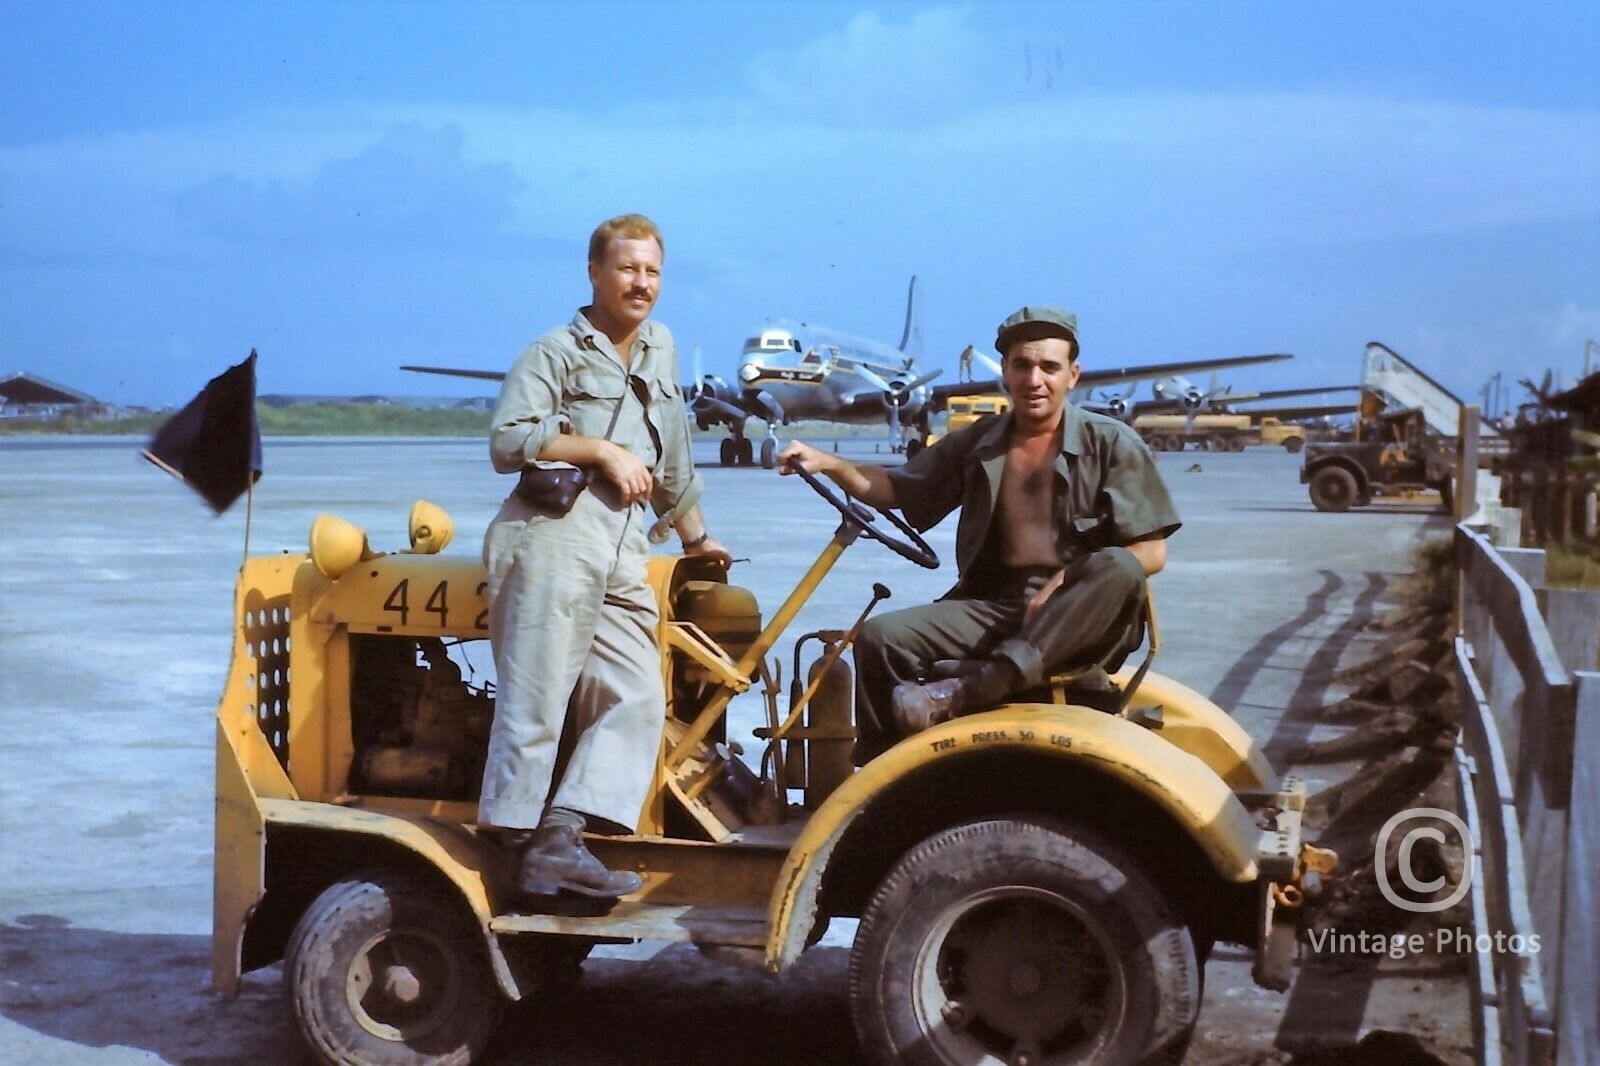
403, 277, 1296, 467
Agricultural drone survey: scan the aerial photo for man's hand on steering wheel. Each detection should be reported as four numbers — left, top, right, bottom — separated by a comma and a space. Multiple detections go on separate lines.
775, 440, 831, 478
777, 446, 939, 570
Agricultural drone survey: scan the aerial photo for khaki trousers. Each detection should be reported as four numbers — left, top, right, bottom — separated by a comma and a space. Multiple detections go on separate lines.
479, 487, 663, 832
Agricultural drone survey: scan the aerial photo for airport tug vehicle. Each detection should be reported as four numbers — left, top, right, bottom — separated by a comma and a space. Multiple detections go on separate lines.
214, 470, 1334, 1065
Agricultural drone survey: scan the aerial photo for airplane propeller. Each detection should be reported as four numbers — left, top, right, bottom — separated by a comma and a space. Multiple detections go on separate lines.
683, 344, 746, 428
854, 365, 944, 446
1091, 382, 1139, 419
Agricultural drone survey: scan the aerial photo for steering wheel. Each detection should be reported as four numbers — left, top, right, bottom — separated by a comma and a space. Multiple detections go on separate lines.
787, 461, 939, 570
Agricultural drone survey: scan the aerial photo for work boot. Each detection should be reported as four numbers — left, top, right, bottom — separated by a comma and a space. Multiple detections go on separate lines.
892, 659, 1022, 734
891, 676, 968, 732
516, 823, 644, 900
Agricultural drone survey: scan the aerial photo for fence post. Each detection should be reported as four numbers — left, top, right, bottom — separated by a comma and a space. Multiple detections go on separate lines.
1460, 403, 1481, 522
1558, 671, 1600, 1065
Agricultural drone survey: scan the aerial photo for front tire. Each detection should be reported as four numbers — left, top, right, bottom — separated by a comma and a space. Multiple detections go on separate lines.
1308, 466, 1359, 512
760, 438, 777, 469
849, 819, 1199, 1066
719, 438, 737, 467
285, 870, 504, 1066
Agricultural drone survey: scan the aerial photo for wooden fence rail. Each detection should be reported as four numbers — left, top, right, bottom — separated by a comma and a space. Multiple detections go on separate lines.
1455, 523, 1600, 1065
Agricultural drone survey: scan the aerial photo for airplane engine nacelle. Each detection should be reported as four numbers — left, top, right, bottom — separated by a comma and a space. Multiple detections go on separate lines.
1182, 391, 1205, 410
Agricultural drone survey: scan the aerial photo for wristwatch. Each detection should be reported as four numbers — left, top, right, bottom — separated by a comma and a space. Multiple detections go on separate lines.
682, 531, 710, 550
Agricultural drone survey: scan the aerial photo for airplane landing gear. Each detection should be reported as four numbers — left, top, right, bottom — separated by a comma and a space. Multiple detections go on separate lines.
760, 438, 777, 469
718, 434, 763, 467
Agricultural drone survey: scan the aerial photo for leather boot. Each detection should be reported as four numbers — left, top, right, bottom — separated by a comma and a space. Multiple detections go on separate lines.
891, 676, 968, 733
516, 823, 644, 899
892, 659, 1021, 734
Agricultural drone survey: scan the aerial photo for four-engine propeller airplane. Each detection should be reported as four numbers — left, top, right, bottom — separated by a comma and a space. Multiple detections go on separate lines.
401, 277, 1298, 467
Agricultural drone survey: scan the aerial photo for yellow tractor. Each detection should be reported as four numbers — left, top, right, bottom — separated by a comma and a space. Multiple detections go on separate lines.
214, 470, 1332, 1065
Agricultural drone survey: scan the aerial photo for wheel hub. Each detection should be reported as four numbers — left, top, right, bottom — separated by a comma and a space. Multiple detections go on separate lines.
347, 927, 461, 1042
919, 889, 1118, 1064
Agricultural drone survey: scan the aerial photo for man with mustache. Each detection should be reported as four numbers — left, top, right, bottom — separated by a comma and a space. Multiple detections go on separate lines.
481, 214, 730, 903
780, 306, 1179, 763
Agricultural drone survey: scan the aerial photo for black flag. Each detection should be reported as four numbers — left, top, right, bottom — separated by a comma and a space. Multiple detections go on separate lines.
143, 351, 263, 513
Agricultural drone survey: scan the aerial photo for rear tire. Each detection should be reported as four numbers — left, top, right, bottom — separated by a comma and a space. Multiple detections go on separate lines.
1436, 476, 1454, 514
1163, 435, 1185, 452
849, 818, 1200, 1066
285, 870, 504, 1066
1226, 435, 1245, 452
1309, 466, 1359, 512
1284, 436, 1304, 454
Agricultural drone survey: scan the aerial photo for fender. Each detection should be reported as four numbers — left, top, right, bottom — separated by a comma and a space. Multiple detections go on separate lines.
253, 799, 526, 997
765, 704, 1265, 970
1110, 667, 1275, 789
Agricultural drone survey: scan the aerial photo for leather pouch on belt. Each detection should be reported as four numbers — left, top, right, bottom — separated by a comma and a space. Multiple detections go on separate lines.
514, 463, 589, 518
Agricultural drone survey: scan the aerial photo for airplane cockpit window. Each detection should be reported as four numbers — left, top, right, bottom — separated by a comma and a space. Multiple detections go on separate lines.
792, 339, 803, 352
742, 337, 762, 352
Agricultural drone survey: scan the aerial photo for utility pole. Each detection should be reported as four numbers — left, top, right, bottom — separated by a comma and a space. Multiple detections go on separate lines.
1585, 337, 1596, 378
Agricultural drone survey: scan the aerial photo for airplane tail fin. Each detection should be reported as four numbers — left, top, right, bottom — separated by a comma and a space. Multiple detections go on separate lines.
898, 275, 923, 358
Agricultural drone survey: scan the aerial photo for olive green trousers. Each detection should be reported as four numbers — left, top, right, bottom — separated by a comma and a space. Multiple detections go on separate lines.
850, 546, 1146, 764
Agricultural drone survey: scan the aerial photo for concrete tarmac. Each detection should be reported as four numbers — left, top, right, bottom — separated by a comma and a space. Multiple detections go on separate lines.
0, 436, 1468, 1063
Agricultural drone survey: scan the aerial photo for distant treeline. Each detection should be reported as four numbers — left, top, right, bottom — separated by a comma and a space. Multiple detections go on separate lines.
2, 404, 917, 440
1, 403, 494, 437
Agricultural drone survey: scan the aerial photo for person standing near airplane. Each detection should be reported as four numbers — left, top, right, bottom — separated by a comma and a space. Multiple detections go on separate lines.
481, 213, 731, 902
778, 306, 1179, 763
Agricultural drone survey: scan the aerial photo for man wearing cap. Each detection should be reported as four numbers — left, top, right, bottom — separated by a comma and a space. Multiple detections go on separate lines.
777, 306, 1179, 763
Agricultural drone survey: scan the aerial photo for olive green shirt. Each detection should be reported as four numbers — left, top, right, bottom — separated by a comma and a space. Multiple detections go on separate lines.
887, 403, 1180, 596
489, 310, 699, 524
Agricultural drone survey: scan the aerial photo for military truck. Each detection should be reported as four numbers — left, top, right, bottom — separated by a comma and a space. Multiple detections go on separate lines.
1300, 405, 1454, 512
214, 477, 1333, 1065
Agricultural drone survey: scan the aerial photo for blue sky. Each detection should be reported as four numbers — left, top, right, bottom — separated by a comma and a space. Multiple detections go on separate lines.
3, 1, 1597, 411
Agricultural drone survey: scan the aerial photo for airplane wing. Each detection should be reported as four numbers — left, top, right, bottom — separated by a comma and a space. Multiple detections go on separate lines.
1132, 383, 1360, 416
1226, 402, 1361, 421
1075, 352, 1293, 391
928, 378, 1004, 408
401, 364, 506, 382
926, 352, 1297, 413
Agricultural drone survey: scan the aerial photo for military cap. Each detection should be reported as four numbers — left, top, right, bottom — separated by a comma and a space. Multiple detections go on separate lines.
995, 306, 1079, 357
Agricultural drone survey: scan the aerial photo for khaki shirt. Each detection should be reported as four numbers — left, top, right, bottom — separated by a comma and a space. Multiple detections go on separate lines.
490, 310, 699, 522
888, 403, 1181, 596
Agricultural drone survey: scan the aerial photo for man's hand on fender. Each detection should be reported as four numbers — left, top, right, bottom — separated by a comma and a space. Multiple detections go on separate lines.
685, 536, 733, 568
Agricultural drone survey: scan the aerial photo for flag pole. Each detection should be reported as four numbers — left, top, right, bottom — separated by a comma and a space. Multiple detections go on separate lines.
242, 477, 254, 569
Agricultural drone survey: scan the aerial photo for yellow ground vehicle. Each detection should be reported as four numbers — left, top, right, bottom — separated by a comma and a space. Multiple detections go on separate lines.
214, 474, 1332, 1065
1133, 414, 1306, 453
944, 393, 1012, 435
